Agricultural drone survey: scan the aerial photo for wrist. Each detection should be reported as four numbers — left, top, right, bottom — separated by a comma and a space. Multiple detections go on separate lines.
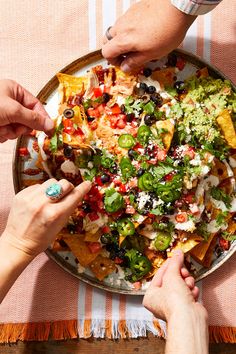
168, 303, 208, 324
0, 231, 34, 266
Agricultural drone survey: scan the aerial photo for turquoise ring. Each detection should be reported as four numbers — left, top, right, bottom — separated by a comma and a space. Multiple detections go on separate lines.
45, 183, 63, 201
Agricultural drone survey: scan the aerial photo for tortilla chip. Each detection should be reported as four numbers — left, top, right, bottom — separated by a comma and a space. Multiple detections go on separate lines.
211, 158, 229, 182
225, 219, 236, 234
84, 230, 102, 242
22, 179, 44, 187
51, 239, 69, 252
89, 255, 116, 281
155, 119, 175, 150
151, 67, 176, 87
57, 72, 88, 104
190, 233, 216, 263
110, 67, 137, 96
217, 109, 236, 148
167, 234, 203, 256
119, 235, 126, 246
197, 67, 209, 78
201, 235, 218, 268
62, 233, 100, 266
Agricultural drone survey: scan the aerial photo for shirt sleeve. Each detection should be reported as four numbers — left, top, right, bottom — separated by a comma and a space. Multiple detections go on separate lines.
171, 0, 222, 15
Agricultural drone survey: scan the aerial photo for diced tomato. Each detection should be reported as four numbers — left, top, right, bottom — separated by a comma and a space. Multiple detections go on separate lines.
134, 142, 143, 150
63, 119, 75, 135
105, 103, 121, 115
102, 225, 110, 234
116, 118, 126, 129
90, 121, 98, 130
87, 107, 100, 118
183, 145, 195, 159
109, 115, 119, 128
127, 178, 138, 189
176, 57, 186, 71
156, 148, 167, 161
164, 172, 175, 181
88, 212, 100, 221
147, 213, 155, 219
93, 87, 103, 98
18, 147, 29, 157
88, 242, 102, 254
95, 176, 103, 187
219, 238, 230, 251
114, 257, 124, 264
113, 178, 122, 186
125, 205, 136, 214
133, 281, 141, 290
78, 210, 86, 218
175, 212, 188, 223
183, 193, 195, 204
119, 184, 127, 193
74, 127, 84, 136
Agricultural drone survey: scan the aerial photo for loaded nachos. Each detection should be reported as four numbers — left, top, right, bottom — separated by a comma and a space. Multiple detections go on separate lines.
20, 53, 236, 289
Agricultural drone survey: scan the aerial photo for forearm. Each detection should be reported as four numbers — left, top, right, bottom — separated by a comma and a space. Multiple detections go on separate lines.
0, 232, 33, 303
165, 305, 209, 354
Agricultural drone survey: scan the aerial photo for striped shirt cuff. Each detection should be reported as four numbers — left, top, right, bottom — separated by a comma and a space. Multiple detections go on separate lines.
171, 0, 222, 15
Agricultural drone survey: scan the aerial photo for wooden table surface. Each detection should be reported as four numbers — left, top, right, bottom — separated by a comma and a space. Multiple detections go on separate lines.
1, 337, 236, 354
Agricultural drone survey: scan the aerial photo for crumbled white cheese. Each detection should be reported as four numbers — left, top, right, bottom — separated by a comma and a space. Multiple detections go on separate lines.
77, 264, 85, 273
189, 154, 201, 166
87, 161, 94, 169
229, 197, 236, 212
136, 192, 150, 210
83, 213, 108, 233
61, 160, 78, 175
229, 156, 236, 168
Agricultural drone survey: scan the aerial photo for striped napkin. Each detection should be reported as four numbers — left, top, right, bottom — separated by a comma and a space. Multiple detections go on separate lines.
0, 0, 236, 343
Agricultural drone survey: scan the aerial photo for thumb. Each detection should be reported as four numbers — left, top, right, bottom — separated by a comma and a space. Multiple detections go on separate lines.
120, 52, 150, 72
166, 249, 184, 276
9, 99, 54, 133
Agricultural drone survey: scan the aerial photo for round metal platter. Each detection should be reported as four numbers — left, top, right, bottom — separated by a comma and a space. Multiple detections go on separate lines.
13, 49, 236, 295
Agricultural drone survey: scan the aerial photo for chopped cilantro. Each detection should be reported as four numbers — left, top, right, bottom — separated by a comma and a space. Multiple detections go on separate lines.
216, 211, 229, 226
210, 186, 232, 209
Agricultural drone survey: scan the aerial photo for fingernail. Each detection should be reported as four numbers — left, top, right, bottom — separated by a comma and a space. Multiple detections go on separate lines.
44, 118, 54, 132
173, 249, 182, 256
121, 63, 131, 73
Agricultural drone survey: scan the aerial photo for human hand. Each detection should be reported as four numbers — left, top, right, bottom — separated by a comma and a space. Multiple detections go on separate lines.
143, 250, 206, 321
1, 179, 91, 258
102, 0, 196, 72
0, 79, 54, 143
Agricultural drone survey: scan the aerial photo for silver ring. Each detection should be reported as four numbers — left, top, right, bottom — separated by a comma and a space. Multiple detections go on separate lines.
105, 26, 113, 41
45, 183, 63, 201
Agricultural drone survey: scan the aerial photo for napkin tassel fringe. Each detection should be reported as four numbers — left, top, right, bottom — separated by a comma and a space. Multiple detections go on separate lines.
1, 321, 236, 343
209, 326, 236, 343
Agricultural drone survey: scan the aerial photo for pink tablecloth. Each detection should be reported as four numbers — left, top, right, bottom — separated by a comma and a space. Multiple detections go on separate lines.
0, 0, 236, 344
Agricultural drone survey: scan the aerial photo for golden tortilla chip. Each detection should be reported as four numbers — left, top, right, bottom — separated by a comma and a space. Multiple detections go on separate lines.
190, 233, 216, 263
155, 119, 175, 150
62, 233, 100, 266
211, 158, 229, 182
197, 67, 209, 78
201, 235, 218, 268
151, 67, 176, 87
217, 109, 236, 148
167, 234, 203, 257
84, 230, 102, 242
57, 72, 88, 104
89, 255, 116, 281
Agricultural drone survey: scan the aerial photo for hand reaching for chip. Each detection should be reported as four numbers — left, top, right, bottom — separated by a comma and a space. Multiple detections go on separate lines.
0, 79, 54, 143
143, 250, 209, 354
102, 0, 196, 72
0, 178, 91, 303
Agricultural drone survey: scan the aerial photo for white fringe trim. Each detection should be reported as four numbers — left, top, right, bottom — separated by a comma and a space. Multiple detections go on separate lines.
78, 319, 166, 339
